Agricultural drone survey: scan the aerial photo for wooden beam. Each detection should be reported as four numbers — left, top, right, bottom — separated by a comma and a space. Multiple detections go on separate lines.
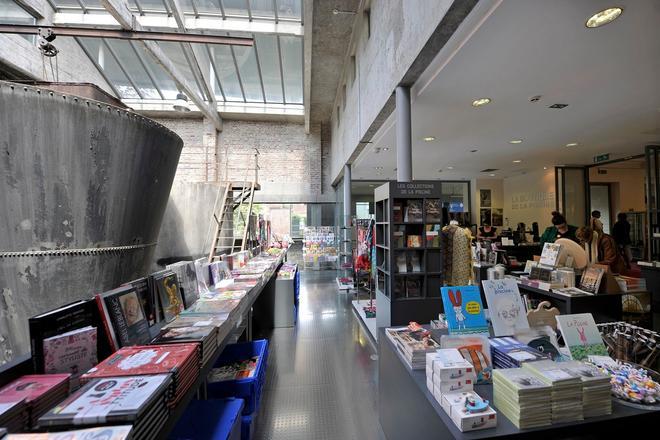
99, 0, 222, 131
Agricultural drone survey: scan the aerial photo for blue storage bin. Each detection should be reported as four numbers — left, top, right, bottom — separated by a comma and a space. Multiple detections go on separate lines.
241, 413, 257, 440
207, 339, 269, 415
169, 398, 244, 440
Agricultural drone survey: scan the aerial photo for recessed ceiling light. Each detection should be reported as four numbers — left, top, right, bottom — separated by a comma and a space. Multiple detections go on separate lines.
565, 142, 578, 147
382, 147, 390, 151
513, 160, 522, 163
375, 166, 383, 170
447, 166, 454, 170
423, 136, 436, 142
586, 7, 623, 28
472, 98, 491, 107
543, 166, 548, 170
509, 139, 523, 144
489, 173, 495, 177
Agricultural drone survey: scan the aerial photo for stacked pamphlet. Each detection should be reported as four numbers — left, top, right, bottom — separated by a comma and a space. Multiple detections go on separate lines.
559, 361, 612, 417
151, 325, 218, 367
81, 344, 199, 408
523, 360, 584, 423
493, 368, 552, 429
39, 375, 171, 440
7, 426, 133, 439
489, 337, 550, 368
0, 374, 70, 430
385, 327, 439, 369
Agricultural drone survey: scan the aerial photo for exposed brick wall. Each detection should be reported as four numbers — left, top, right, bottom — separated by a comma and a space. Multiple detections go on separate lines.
153, 117, 332, 202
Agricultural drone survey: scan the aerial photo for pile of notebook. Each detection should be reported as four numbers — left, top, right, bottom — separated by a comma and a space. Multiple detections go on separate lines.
0, 374, 70, 431
560, 361, 612, 417
489, 337, 550, 368
385, 327, 440, 369
522, 360, 584, 423
151, 325, 219, 367
493, 368, 552, 429
39, 375, 171, 440
81, 344, 199, 408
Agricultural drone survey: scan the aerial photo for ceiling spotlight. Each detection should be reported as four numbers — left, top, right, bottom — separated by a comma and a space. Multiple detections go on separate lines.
543, 166, 548, 170
470, 149, 478, 153
375, 166, 383, 170
447, 166, 454, 170
173, 92, 190, 112
382, 147, 390, 151
472, 98, 491, 107
423, 136, 436, 142
489, 173, 495, 177
509, 139, 523, 144
586, 7, 623, 28
565, 142, 578, 147
513, 160, 522, 163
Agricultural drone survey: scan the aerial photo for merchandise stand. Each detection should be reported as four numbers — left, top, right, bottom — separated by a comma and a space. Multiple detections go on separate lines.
351, 299, 377, 342
0, 250, 287, 440
378, 327, 660, 440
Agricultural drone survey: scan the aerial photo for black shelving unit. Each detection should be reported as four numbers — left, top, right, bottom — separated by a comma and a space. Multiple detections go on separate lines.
375, 181, 449, 328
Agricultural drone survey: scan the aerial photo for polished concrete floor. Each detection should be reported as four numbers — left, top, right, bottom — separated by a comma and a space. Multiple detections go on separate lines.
254, 270, 383, 440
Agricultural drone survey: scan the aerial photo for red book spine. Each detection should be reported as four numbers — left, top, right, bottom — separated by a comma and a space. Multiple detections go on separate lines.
95, 294, 118, 353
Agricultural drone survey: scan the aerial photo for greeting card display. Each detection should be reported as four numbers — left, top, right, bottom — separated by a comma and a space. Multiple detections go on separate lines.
440, 286, 488, 335
482, 279, 529, 336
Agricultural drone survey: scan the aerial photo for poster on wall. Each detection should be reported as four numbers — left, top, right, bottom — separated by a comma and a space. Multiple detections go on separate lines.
491, 208, 503, 227
480, 189, 492, 207
480, 208, 492, 226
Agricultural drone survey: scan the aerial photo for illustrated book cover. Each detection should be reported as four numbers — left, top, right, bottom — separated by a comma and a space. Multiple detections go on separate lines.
482, 279, 530, 336
440, 286, 489, 335
95, 285, 150, 351
555, 313, 608, 360
166, 261, 200, 309
579, 266, 606, 294
539, 242, 561, 267
151, 270, 184, 323
43, 326, 97, 380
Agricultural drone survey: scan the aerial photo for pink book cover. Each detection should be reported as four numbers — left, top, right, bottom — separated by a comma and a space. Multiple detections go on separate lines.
0, 374, 70, 404
43, 326, 98, 379
82, 344, 198, 379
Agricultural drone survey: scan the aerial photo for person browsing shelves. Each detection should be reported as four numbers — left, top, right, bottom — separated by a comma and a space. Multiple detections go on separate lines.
576, 226, 626, 274
540, 211, 578, 246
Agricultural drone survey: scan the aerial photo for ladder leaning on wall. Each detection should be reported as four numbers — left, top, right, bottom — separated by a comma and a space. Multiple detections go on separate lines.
207, 149, 261, 262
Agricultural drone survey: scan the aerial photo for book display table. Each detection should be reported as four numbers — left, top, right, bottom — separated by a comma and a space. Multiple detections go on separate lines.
517, 284, 628, 323
378, 328, 660, 440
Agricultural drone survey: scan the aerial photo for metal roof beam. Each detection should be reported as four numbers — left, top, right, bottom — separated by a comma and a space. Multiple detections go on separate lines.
100, 0, 223, 130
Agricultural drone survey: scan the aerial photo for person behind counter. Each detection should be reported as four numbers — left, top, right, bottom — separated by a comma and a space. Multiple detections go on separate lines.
477, 221, 498, 240
540, 211, 578, 246
576, 226, 626, 274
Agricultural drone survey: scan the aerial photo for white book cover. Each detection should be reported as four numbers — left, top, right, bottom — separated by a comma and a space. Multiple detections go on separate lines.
482, 279, 529, 336
539, 243, 561, 267
43, 326, 97, 379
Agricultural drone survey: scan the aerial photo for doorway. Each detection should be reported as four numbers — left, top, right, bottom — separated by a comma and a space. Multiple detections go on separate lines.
590, 184, 612, 234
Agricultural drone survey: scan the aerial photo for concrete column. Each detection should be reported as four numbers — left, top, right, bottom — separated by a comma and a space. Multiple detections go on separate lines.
343, 163, 352, 227
396, 86, 413, 182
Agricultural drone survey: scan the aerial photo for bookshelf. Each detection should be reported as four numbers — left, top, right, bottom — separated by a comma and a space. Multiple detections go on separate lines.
375, 181, 448, 328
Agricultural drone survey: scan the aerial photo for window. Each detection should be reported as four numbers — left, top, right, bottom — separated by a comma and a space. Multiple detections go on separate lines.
356, 202, 371, 219
0, 0, 36, 43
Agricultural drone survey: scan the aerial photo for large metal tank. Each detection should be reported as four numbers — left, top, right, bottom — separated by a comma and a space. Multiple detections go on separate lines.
0, 81, 183, 364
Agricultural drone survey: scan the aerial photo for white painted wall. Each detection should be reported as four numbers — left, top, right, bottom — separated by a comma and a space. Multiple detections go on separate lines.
503, 169, 556, 229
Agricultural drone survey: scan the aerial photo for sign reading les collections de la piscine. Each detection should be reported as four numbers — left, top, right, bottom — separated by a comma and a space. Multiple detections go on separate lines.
395, 182, 438, 196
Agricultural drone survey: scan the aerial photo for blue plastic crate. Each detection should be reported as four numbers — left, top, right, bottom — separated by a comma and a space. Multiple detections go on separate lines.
169, 398, 244, 440
241, 413, 257, 440
207, 339, 269, 415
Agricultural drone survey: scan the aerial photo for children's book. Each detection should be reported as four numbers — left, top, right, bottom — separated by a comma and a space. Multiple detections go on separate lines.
482, 279, 529, 336
539, 243, 561, 267
555, 313, 608, 360
440, 286, 489, 335
579, 266, 606, 294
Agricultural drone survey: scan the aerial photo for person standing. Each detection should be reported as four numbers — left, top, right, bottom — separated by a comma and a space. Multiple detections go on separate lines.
612, 212, 632, 267
540, 211, 578, 246
590, 210, 604, 234
576, 226, 626, 274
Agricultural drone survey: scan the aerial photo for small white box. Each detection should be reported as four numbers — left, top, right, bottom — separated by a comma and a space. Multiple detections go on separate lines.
434, 377, 474, 396
450, 402, 497, 432
441, 391, 480, 416
431, 349, 476, 381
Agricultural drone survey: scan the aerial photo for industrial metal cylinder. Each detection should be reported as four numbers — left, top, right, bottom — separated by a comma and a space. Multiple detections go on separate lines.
0, 81, 183, 364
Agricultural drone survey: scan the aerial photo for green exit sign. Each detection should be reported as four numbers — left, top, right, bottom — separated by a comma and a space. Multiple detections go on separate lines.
593, 153, 610, 163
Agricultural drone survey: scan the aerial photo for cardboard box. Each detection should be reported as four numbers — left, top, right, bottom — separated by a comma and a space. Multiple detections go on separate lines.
428, 349, 476, 381
443, 391, 497, 432
441, 391, 481, 416
434, 377, 474, 396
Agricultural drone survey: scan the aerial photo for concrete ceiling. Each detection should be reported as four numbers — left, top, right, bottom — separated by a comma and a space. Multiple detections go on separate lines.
352, 0, 660, 181
309, 0, 361, 123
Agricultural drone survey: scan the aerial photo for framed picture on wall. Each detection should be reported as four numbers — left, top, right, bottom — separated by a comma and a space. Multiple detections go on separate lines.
480, 189, 492, 208
492, 208, 503, 227
480, 208, 492, 226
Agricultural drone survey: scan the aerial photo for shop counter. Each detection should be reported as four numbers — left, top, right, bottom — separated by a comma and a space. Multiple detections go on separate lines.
378, 327, 660, 440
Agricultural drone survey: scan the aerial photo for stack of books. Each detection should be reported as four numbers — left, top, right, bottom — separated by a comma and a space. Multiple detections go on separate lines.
81, 344, 199, 408
181, 298, 240, 317
151, 325, 219, 367
426, 349, 476, 399
523, 360, 584, 423
0, 374, 70, 430
560, 361, 612, 417
493, 368, 552, 429
8, 426, 133, 439
489, 337, 550, 368
39, 375, 171, 440
385, 327, 439, 369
